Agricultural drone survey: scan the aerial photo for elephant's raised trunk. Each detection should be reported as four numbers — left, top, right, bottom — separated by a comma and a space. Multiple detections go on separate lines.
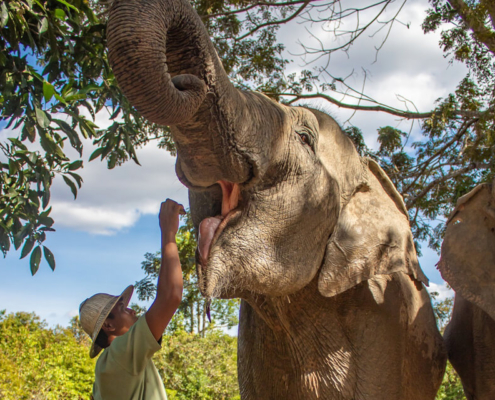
108, 0, 269, 187
107, 0, 212, 126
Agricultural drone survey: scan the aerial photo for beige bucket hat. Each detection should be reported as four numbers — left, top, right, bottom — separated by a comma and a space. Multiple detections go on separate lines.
79, 285, 134, 358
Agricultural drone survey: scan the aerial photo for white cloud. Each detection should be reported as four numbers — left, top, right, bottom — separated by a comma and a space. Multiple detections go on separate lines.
278, 0, 467, 146
50, 202, 142, 235
66, 309, 79, 318
427, 282, 455, 301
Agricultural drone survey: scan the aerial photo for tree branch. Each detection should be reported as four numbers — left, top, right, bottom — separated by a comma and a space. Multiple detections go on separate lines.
235, 0, 312, 40
200, 0, 310, 20
278, 92, 486, 119
405, 163, 487, 208
402, 120, 474, 192
447, 0, 495, 55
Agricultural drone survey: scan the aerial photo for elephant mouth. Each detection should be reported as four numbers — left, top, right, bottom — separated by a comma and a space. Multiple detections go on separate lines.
197, 181, 241, 279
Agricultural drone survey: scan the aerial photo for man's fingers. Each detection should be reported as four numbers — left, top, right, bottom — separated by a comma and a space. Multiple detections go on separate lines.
160, 199, 185, 215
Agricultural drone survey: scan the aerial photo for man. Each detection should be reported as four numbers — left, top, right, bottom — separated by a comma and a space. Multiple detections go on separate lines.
79, 199, 185, 399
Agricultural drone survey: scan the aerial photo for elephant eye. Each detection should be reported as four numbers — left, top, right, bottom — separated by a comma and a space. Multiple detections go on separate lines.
297, 131, 314, 150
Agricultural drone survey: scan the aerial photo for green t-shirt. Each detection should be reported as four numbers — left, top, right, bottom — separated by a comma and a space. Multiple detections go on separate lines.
93, 315, 167, 400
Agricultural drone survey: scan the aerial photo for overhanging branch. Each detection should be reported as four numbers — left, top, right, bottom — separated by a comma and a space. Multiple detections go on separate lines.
278, 92, 487, 119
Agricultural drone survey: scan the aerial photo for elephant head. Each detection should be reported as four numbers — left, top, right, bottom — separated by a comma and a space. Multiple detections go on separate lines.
107, 0, 428, 303
438, 180, 495, 400
438, 179, 495, 320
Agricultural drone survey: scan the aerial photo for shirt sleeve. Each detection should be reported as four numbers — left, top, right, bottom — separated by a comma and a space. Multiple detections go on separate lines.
107, 314, 161, 376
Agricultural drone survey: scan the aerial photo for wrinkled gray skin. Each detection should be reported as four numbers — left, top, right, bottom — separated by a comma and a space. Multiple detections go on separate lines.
438, 180, 495, 400
107, 0, 446, 397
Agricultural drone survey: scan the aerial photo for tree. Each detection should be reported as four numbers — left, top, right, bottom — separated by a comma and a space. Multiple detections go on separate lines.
0, 0, 171, 274
0, 310, 95, 399
0, 309, 240, 400
157, 329, 240, 400
134, 211, 240, 337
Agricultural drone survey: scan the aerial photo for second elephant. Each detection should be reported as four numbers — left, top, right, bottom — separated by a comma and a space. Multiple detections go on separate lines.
439, 179, 495, 399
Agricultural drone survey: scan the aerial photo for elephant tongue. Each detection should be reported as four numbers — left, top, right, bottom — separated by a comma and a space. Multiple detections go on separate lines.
198, 216, 222, 262
198, 181, 240, 263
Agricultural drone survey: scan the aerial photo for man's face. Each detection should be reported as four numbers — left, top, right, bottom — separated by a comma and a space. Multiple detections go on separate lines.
105, 299, 138, 337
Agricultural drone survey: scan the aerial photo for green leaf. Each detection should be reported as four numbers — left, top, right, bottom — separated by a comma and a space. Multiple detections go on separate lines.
8, 159, 19, 175
78, 83, 102, 94
38, 128, 65, 158
67, 172, 83, 188
0, 2, 8, 28
53, 119, 82, 153
0, 52, 7, 66
8, 138, 27, 150
30, 246, 42, 275
64, 94, 87, 102
39, 17, 48, 34
108, 153, 117, 169
62, 175, 77, 199
88, 147, 104, 162
43, 81, 56, 102
35, 107, 50, 129
54, 93, 67, 105
56, 0, 79, 12
20, 238, 35, 259
68, 160, 83, 171
22, 120, 36, 143
42, 190, 50, 210
43, 246, 56, 271
54, 8, 66, 20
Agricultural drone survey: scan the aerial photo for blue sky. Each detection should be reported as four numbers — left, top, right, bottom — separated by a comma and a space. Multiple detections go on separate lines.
1, 0, 463, 328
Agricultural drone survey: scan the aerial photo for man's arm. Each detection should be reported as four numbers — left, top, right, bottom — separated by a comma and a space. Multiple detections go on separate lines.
146, 199, 185, 341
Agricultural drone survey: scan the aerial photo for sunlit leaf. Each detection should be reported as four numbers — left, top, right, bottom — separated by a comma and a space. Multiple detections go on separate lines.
43, 81, 55, 102
38, 17, 48, 34
0, 2, 8, 28
35, 107, 50, 129
54, 8, 65, 20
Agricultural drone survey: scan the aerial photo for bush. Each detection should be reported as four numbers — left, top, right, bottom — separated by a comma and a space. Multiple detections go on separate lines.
0, 310, 95, 399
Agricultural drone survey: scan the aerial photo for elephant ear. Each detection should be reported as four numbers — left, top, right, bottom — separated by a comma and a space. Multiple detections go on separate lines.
438, 180, 495, 320
318, 158, 428, 297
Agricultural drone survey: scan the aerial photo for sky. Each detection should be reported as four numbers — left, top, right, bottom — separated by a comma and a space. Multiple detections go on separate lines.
0, 0, 463, 328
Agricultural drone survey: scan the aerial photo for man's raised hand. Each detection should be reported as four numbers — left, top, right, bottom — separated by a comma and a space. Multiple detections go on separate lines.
159, 199, 186, 242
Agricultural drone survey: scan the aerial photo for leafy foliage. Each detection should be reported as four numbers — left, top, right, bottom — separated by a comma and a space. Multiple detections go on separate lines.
0, 0, 174, 271
436, 361, 467, 400
0, 310, 95, 399
0, 310, 240, 400
157, 329, 240, 400
135, 211, 240, 336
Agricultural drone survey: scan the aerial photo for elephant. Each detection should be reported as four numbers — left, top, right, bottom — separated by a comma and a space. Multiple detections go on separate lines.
107, 0, 447, 398
438, 179, 495, 400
